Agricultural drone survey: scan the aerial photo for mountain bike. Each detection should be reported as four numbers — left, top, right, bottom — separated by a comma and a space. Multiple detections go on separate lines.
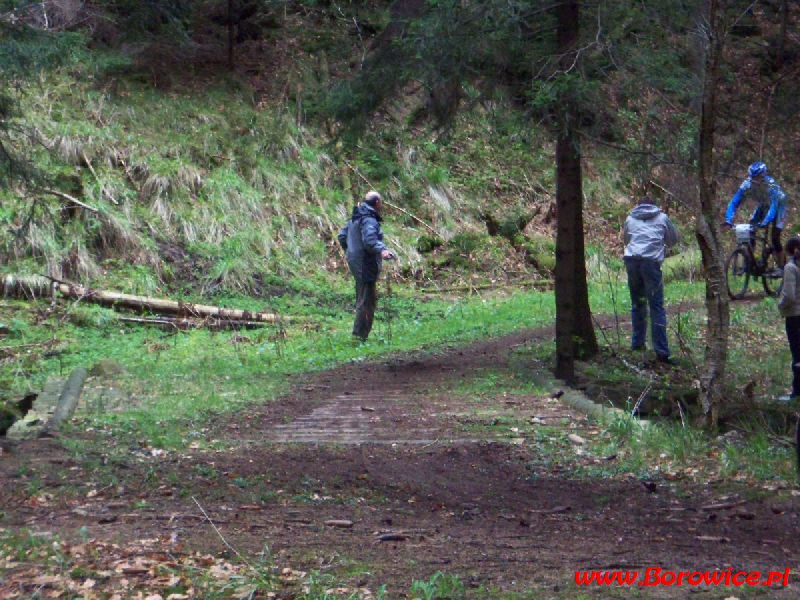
725, 223, 783, 299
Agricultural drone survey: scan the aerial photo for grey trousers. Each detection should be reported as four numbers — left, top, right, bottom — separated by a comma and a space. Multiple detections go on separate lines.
352, 277, 377, 340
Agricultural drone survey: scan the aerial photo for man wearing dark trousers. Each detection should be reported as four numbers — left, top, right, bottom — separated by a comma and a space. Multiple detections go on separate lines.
623, 196, 679, 363
338, 190, 395, 341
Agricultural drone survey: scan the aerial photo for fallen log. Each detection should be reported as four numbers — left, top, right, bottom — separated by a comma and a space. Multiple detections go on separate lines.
3, 274, 284, 323
117, 316, 274, 330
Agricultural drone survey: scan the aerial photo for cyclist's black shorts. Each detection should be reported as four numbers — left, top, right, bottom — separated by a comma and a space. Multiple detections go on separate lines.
771, 223, 783, 253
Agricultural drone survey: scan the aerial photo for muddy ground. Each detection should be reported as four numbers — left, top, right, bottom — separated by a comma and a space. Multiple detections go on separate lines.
1, 328, 799, 598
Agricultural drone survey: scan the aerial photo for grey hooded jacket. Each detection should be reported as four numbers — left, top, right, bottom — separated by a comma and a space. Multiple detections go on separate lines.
623, 203, 679, 263
779, 259, 800, 318
338, 202, 387, 283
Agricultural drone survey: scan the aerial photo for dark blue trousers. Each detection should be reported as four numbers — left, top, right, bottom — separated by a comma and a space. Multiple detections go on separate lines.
624, 256, 670, 358
785, 315, 800, 397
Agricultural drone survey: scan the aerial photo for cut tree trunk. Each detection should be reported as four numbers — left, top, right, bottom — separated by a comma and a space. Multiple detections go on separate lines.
2, 275, 284, 324
40, 367, 88, 437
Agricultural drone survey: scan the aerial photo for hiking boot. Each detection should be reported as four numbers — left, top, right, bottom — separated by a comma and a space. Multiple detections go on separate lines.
656, 355, 675, 365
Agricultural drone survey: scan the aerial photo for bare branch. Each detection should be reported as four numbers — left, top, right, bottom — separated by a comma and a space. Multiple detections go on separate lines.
40, 188, 98, 213
344, 159, 439, 237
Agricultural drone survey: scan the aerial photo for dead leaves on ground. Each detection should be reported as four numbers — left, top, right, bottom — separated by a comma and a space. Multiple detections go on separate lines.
0, 535, 363, 599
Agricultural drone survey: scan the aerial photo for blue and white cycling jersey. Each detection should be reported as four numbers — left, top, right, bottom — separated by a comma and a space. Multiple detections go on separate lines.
725, 174, 787, 229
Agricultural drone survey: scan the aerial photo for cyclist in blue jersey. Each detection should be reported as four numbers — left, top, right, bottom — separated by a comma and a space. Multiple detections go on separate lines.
725, 161, 787, 274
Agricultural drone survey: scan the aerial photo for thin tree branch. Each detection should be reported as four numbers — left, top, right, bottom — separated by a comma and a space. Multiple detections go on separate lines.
578, 131, 693, 167
343, 159, 439, 237
192, 496, 251, 566
40, 188, 98, 213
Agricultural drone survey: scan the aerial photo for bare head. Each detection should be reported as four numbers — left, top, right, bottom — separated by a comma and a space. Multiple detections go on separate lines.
364, 190, 383, 212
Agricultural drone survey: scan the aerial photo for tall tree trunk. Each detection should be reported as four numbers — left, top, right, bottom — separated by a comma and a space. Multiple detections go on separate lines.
554, 134, 580, 380
776, 0, 788, 69
695, 0, 729, 427
553, 0, 598, 382
227, 0, 235, 71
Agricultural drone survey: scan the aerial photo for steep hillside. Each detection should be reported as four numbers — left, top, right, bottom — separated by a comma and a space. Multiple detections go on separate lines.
1, 1, 798, 298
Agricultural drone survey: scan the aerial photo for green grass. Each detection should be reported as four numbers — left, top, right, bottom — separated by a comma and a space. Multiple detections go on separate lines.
1, 45, 572, 297
720, 431, 797, 482
446, 368, 548, 398
4, 272, 797, 487
3, 10, 798, 600
3, 277, 796, 599
0, 283, 557, 453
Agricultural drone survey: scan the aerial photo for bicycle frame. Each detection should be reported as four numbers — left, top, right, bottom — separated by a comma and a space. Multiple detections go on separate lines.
735, 224, 773, 275
726, 223, 782, 299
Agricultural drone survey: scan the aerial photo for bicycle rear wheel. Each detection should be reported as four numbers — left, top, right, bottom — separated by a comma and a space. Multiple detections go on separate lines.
726, 247, 750, 299
761, 249, 783, 297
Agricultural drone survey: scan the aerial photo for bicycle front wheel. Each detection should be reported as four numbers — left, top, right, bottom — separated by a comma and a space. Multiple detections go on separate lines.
726, 247, 750, 299
761, 251, 783, 297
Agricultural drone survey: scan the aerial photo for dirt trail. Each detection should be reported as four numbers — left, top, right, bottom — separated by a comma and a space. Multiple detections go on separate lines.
2, 327, 799, 598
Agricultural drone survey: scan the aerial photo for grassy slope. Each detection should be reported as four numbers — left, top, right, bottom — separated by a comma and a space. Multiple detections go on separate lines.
0, 6, 645, 297
1, 4, 797, 292
0, 3, 797, 479
2, 9, 800, 600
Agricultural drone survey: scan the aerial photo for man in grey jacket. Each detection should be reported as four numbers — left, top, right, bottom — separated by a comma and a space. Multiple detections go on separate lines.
778, 236, 800, 401
338, 190, 395, 341
623, 196, 679, 363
